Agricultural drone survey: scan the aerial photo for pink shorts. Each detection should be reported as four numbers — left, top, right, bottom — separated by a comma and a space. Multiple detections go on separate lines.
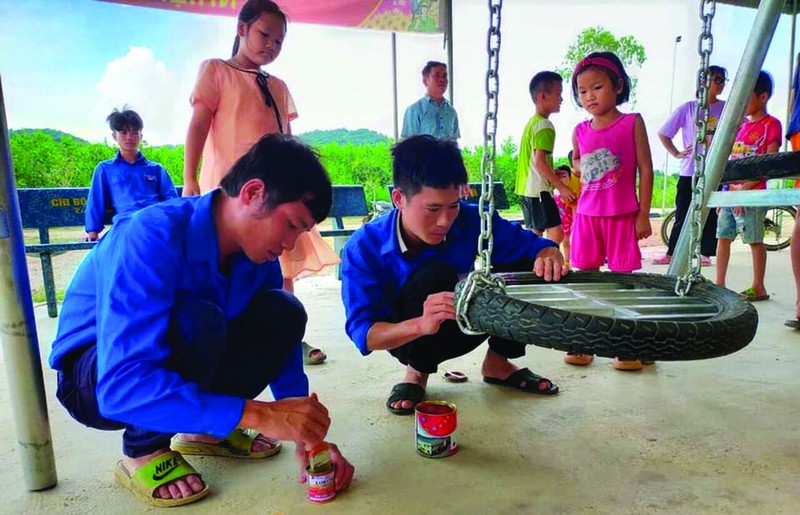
570, 212, 642, 272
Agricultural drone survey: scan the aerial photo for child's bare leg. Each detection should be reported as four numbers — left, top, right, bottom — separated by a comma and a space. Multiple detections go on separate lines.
793, 213, 800, 319
715, 238, 732, 288
562, 236, 571, 263
749, 242, 767, 296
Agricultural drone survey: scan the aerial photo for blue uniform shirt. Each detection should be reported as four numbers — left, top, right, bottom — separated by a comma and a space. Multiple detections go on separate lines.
50, 191, 307, 437
401, 95, 460, 140
341, 203, 557, 355
85, 151, 178, 233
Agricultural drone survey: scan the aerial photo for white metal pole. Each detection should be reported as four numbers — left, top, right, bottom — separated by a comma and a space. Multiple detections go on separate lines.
662, 35, 682, 213
0, 72, 58, 490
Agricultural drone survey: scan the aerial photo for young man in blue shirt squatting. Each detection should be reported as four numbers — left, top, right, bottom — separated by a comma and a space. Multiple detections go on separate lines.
401, 60, 460, 141
50, 135, 354, 507
341, 135, 567, 415
84, 107, 178, 242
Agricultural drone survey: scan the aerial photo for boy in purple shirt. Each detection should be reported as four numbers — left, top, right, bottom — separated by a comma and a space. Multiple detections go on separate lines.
84, 108, 177, 241
341, 135, 566, 415
652, 65, 728, 266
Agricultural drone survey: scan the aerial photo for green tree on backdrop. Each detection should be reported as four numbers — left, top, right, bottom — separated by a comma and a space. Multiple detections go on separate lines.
8, 128, 676, 210
556, 26, 647, 105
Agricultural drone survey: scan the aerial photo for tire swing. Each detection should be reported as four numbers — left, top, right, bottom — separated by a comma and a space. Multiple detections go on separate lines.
453, 0, 757, 361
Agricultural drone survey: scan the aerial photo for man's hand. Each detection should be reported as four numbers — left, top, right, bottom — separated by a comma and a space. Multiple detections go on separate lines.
182, 180, 201, 197
295, 442, 355, 492
417, 291, 456, 335
84, 231, 99, 242
533, 246, 568, 281
241, 396, 330, 449
676, 146, 692, 159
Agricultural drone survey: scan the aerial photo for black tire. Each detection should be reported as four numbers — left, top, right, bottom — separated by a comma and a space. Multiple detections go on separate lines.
723, 151, 800, 183
455, 271, 758, 361
763, 206, 796, 252
660, 210, 676, 247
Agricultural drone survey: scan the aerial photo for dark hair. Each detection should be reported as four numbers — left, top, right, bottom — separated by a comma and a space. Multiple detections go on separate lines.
567, 150, 574, 163
392, 135, 467, 199
555, 164, 571, 176
571, 51, 631, 106
219, 134, 332, 223
106, 107, 143, 132
754, 70, 773, 98
709, 65, 727, 81
422, 61, 447, 78
232, 0, 288, 57
529, 71, 562, 102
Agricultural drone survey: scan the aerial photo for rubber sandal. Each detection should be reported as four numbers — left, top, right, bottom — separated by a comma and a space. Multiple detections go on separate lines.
442, 370, 468, 383
302, 341, 327, 365
114, 450, 210, 508
739, 287, 770, 302
171, 428, 281, 459
651, 255, 671, 265
386, 382, 425, 415
700, 255, 712, 266
613, 358, 643, 371
784, 319, 800, 329
483, 367, 559, 395
564, 352, 594, 366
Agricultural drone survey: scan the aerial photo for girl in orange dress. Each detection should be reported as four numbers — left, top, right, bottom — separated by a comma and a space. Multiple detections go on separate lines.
184, 0, 336, 364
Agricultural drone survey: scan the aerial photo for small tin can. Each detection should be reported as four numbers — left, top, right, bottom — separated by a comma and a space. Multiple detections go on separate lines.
415, 400, 458, 458
306, 466, 336, 503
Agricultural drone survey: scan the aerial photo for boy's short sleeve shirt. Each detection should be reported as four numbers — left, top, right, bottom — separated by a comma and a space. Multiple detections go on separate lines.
515, 114, 556, 197
730, 114, 782, 189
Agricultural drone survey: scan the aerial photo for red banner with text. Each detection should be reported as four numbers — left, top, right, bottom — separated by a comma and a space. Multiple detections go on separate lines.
97, 0, 443, 33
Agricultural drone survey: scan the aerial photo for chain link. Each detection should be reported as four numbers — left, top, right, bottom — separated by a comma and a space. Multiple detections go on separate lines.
676, 0, 716, 296
455, 0, 505, 334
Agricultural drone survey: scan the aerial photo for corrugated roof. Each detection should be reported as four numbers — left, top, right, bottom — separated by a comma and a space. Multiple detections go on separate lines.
717, 0, 800, 15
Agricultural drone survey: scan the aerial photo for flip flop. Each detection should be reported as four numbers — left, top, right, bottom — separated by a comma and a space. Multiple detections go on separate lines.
784, 319, 800, 329
114, 450, 209, 508
171, 428, 281, 459
442, 370, 468, 383
739, 288, 770, 302
483, 367, 559, 395
302, 341, 327, 365
386, 382, 425, 415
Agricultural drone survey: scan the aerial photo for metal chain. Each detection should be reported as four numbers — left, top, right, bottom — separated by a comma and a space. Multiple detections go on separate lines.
676, 0, 716, 296
455, 0, 505, 334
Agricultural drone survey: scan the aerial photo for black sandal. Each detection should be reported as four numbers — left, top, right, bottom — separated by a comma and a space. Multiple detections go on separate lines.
483, 367, 559, 395
386, 382, 425, 415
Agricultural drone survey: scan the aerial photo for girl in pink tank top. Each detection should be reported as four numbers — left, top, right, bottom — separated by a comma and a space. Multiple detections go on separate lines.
564, 52, 655, 371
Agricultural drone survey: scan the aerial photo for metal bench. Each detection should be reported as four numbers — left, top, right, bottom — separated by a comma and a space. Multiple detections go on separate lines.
18, 185, 368, 318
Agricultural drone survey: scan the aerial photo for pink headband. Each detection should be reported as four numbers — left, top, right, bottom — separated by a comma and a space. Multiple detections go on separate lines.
574, 56, 622, 78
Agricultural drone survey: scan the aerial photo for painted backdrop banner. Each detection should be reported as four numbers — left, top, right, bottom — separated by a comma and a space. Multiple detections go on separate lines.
97, 0, 443, 33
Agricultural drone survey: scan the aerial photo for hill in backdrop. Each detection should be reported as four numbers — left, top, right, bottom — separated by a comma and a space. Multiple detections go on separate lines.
10, 128, 89, 144
298, 128, 390, 146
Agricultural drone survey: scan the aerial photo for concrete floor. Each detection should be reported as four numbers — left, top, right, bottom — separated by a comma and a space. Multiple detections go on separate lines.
1, 242, 798, 514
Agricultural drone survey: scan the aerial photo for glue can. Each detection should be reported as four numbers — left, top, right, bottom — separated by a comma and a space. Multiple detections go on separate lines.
306, 442, 336, 503
415, 401, 458, 458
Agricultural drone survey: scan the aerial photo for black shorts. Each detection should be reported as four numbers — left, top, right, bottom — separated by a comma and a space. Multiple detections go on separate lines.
520, 192, 561, 232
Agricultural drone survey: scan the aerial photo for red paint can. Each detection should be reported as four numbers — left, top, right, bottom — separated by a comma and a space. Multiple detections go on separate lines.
415, 400, 458, 458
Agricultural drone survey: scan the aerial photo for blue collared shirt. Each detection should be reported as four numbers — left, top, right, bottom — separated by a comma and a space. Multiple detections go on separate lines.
341, 203, 557, 355
401, 95, 460, 140
50, 191, 306, 437
85, 151, 178, 233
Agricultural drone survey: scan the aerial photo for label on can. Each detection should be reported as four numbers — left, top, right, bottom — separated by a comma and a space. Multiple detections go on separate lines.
307, 467, 336, 503
415, 400, 458, 458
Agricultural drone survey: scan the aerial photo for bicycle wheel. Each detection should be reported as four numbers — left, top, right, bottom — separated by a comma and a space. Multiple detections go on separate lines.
660, 210, 676, 247
763, 206, 796, 252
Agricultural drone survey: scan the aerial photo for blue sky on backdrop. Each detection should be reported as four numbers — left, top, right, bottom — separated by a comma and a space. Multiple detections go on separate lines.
0, 0, 797, 173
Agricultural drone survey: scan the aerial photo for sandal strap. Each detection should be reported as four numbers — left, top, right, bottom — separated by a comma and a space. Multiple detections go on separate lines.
130, 451, 200, 496
219, 428, 259, 455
